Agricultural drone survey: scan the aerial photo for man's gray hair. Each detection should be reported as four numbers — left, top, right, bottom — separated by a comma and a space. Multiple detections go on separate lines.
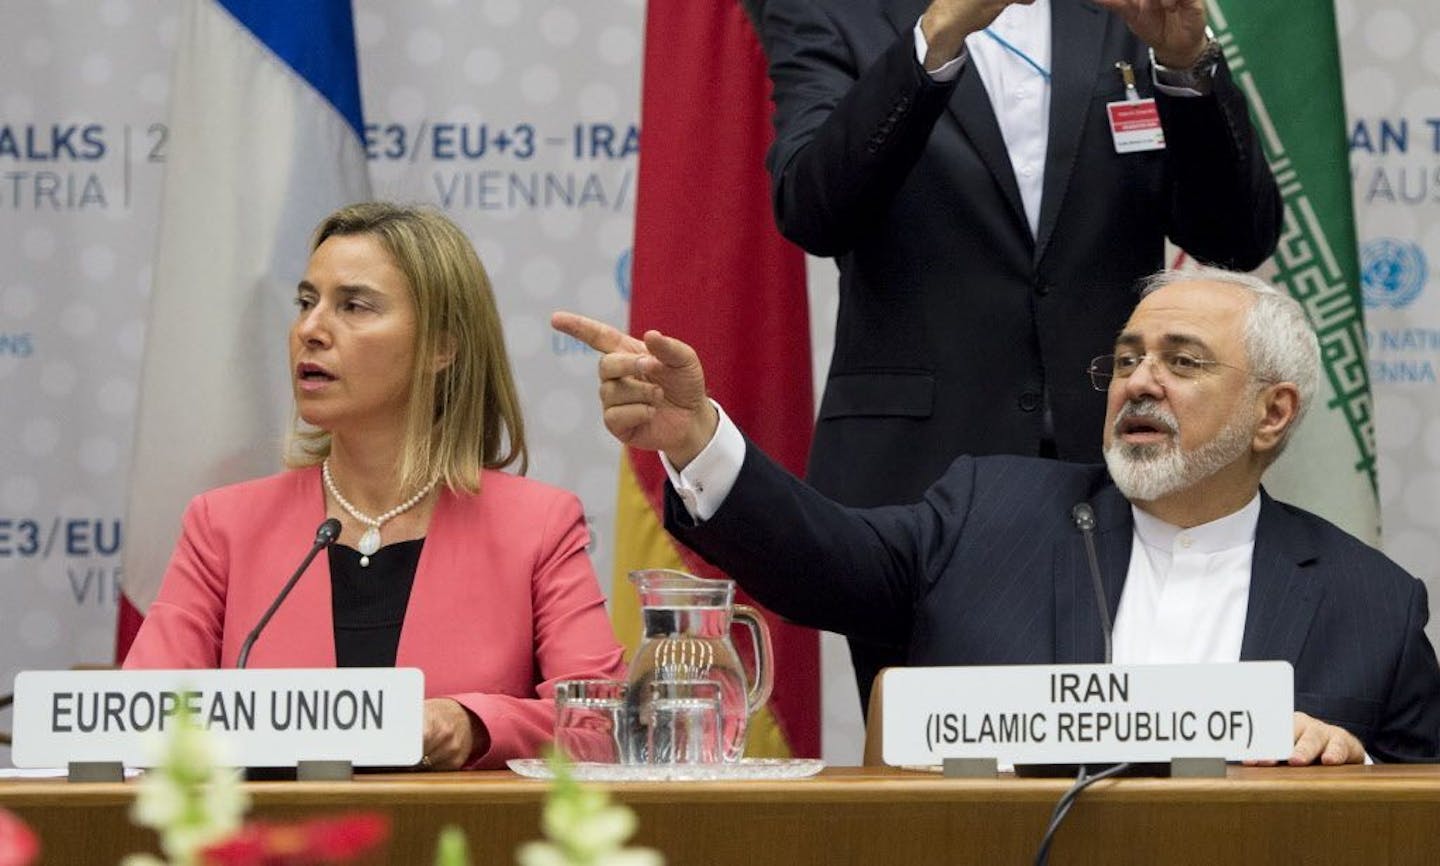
1140, 267, 1320, 457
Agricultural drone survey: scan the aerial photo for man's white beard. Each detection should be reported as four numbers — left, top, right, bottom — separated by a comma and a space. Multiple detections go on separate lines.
1104, 399, 1254, 502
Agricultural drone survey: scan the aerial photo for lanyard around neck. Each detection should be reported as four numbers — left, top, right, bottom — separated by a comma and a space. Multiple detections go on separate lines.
982, 27, 1052, 83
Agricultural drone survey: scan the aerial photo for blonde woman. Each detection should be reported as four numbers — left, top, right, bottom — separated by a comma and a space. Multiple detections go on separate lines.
126, 203, 624, 770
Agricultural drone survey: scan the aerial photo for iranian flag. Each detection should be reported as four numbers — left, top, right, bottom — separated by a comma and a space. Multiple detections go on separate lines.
611, 0, 820, 756
1198, 0, 1378, 541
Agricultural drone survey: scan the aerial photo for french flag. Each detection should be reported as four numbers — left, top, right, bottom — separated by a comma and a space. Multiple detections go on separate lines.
117, 0, 370, 660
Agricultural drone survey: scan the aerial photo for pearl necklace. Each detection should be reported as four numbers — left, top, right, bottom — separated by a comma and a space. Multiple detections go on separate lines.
322, 459, 438, 567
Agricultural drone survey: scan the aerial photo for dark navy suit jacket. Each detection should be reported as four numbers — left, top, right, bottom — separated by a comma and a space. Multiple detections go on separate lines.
667, 446, 1440, 762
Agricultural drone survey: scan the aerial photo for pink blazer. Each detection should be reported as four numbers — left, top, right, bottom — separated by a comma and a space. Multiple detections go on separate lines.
124, 466, 626, 768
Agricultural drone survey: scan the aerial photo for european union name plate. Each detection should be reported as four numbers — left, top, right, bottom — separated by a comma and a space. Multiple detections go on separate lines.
882, 662, 1293, 766
11, 668, 424, 768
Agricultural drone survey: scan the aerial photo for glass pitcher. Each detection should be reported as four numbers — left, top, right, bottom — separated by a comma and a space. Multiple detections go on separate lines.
626, 569, 774, 763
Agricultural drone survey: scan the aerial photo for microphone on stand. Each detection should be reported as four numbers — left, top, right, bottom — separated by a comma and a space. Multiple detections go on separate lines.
236, 517, 342, 669
1028, 502, 1151, 866
1017, 503, 1122, 781
1070, 503, 1112, 664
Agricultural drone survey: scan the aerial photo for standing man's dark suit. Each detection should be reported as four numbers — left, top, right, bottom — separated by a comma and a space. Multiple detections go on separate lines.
667, 448, 1440, 763
762, 0, 1282, 505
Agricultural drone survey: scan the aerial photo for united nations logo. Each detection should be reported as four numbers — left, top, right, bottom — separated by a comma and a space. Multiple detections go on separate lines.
1361, 239, 1427, 309
615, 247, 632, 303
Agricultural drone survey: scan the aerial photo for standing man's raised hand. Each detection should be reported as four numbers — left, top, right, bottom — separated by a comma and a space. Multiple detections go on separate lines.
1092, 0, 1209, 68
918, 0, 1036, 70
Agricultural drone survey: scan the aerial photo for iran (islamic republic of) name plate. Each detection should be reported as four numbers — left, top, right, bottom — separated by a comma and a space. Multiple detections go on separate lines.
881, 662, 1292, 766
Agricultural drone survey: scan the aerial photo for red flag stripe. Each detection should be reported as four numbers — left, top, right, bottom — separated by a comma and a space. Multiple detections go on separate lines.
630, 1, 819, 757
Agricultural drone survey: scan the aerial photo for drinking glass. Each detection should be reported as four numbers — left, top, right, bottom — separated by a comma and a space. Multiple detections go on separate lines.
553, 679, 629, 764
643, 680, 724, 765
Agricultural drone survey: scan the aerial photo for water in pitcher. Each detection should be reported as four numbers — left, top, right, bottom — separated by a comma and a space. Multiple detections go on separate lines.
625, 570, 774, 764
629, 605, 750, 762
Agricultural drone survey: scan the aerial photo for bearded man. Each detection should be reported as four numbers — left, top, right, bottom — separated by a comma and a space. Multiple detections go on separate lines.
552, 269, 1440, 763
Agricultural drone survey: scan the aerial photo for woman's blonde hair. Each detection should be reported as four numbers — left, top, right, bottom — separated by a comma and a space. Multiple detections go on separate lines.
286, 202, 527, 492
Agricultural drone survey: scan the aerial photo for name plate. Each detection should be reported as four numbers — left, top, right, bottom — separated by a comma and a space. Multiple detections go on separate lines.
11, 668, 424, 768
882, 662, 1293, 766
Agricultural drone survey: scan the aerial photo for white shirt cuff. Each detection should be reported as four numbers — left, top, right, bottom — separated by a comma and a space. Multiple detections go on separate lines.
660, 400, 746, 523
914, 19, 966, 82
1151, 75, 1205, 98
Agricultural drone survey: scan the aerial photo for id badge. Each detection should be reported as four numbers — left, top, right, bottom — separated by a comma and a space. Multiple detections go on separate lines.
1107, 98, 1165, 153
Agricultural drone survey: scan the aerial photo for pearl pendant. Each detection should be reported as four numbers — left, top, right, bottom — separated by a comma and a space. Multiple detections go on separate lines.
358, 526, 381, 556
359, 555, 370, 568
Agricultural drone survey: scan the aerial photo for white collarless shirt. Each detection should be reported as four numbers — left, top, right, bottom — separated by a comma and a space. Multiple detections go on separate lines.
1111, 495, 1260, 665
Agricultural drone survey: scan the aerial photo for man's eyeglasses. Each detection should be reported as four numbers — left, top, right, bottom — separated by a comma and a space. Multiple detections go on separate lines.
1087, 351, 1271, 391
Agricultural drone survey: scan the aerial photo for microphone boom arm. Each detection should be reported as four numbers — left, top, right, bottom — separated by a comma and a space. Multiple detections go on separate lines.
1071, 503, 1113, 665
236, 518, 342, 669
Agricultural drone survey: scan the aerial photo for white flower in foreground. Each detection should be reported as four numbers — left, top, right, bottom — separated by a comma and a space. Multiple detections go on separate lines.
516, 841, 572, 866
592, 851, 665, 866
517, 841, 664, 866
130, 769, 186, 829
126, 693, 250, 865
517, 754, 665, 866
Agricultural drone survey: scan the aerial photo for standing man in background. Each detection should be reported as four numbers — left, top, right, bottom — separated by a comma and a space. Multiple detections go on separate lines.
760, 0, 1282, 707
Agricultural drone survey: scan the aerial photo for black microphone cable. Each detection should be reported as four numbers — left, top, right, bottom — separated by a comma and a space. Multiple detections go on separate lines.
1030, 504, 1132, 866
1033, 761, 1133, 866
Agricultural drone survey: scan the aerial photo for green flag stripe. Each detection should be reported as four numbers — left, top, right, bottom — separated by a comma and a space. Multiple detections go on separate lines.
1211, 4, 1378, 489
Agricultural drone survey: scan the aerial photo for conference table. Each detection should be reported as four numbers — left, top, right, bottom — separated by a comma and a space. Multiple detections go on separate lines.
2, 764, 1438, 864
